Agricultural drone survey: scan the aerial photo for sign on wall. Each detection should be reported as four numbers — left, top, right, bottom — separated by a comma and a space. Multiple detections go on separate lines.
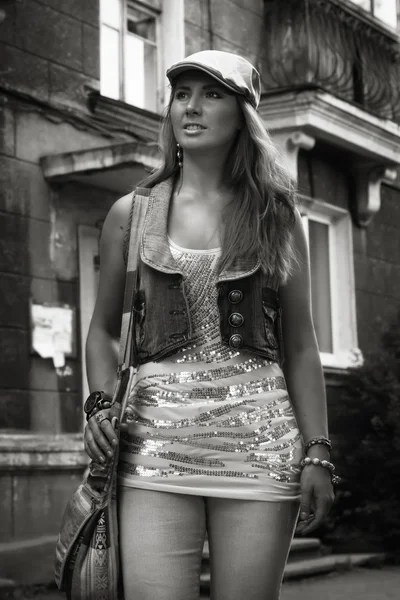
30, 302, 76, 368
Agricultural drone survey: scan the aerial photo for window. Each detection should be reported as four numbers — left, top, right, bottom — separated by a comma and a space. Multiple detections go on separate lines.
349, 0, 398, 29
300, 199, 359, 369
100, 0, 161, 112
125, 5, 158, 109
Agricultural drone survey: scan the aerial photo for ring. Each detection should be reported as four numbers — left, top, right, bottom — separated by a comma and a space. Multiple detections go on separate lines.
95, 413, 109, 425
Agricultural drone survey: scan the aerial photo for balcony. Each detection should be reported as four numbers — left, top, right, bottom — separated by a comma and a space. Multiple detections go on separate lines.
262, 0, 400, 124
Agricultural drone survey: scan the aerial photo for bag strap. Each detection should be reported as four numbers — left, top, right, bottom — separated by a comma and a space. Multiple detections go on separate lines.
117, 186, 150, 372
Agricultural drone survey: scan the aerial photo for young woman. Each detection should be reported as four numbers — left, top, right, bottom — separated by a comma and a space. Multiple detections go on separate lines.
84, 50, 336, 600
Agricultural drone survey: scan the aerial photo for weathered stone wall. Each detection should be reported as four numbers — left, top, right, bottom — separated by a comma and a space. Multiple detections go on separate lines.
354, 183, 400, 351
0, 0, 114, 434
0, 0, 99, 110
184, 0, 264, 67
0, 103, 117, 433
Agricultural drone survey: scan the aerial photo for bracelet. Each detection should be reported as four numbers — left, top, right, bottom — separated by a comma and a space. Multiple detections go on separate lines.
304, 436, 332, 454
300, 456, 341, 485
86, 402, 112, 422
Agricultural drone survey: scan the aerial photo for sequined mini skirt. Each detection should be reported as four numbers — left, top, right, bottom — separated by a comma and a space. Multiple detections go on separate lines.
117, 354, 303, 502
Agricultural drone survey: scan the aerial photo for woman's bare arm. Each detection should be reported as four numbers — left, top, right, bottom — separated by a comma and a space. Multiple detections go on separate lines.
280, 209, 334, 535
280, 208, 329, 458
83, 193, 133, 463
85, 192, 133, 397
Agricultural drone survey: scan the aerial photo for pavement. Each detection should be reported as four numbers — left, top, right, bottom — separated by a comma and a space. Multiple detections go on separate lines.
281, 566, 400, 600
1, 566, 399, 599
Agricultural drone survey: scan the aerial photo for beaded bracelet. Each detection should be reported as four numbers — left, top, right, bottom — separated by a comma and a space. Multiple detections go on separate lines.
304, 436, 332, 454
300, 456, 341, 485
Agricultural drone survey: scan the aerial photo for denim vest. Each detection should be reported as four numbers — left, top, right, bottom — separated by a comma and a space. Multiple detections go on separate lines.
130, 178, 283, 367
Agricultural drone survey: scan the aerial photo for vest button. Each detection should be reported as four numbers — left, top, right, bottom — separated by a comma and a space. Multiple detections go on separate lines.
229, 312, 244, 327
229, 334, 243, 349
229, 290, 243, 304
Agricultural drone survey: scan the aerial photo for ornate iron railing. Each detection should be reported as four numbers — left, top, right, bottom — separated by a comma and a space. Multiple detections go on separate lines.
262, 0, 400, 124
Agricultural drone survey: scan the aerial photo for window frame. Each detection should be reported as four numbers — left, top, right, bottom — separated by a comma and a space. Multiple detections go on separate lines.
100, 0, 163, 112
301, 211, 337, 359
299, 195, 360, 370
123, 1, 162, 111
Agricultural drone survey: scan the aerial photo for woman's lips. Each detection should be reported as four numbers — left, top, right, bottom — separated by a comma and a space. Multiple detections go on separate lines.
183, 123, 206, 130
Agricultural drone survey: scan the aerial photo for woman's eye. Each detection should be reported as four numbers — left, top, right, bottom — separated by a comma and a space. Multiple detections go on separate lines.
206, 91, 221, 98
175, 91, 188, 100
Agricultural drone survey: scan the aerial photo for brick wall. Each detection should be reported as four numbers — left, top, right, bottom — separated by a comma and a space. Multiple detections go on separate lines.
0, 0, 99, 110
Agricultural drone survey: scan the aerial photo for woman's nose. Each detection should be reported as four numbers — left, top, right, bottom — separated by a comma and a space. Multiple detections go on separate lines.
185, 95, 202, 115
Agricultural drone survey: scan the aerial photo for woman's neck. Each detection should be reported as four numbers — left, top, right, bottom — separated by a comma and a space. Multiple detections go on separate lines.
177, 151, 229, 200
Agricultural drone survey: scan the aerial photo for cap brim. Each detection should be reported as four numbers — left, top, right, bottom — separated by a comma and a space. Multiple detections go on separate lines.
166, 63, 243, 98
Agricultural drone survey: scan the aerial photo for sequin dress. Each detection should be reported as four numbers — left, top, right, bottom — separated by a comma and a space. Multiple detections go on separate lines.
117, 238, 303, 501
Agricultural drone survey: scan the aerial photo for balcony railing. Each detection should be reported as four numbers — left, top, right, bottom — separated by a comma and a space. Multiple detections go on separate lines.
262, 0, 400, 124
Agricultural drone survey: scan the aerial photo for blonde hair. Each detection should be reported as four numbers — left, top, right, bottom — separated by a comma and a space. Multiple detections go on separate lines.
139, 92, 298, 285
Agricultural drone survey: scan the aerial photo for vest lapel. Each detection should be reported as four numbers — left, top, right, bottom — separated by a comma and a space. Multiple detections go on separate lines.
140, 177, 182, 274
218, 256, 261, 282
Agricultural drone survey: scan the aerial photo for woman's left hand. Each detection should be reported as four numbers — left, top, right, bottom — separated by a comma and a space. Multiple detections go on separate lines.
295, 465, 335, 536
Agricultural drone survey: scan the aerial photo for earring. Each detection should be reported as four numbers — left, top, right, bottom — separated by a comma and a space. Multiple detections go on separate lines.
177, 143, 183, 168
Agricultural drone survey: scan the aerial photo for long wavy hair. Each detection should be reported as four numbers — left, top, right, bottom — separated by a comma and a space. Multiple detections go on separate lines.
139, 90, 299, 285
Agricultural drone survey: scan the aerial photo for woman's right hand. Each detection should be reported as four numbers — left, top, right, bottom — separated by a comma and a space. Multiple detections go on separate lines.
84, 409, 119, 464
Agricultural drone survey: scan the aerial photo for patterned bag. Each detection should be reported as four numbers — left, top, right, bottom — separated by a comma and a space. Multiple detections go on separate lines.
54, 188, 150, 599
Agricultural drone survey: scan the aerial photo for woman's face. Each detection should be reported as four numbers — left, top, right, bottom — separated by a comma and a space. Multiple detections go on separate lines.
170, 70, 242, 153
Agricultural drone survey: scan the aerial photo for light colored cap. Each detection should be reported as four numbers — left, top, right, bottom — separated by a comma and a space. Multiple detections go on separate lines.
166, 50, 261, 109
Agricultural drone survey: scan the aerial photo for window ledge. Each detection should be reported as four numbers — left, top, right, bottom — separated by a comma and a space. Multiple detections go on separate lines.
88, 92, 161, 142
260, 89, 400, 166
320, 349, 364, 371
0, 434, 88, 469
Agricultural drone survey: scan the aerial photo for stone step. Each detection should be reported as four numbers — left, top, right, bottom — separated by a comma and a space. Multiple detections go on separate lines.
286, 537, 325, 562
0, 577, 16, 590
284, 552, 385, 580
0, 535, 56, 586
200, 552, 385, 593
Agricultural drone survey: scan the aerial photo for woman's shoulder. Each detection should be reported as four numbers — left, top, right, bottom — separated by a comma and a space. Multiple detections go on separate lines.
100, 191, 135, 257
108, 191, 135, 227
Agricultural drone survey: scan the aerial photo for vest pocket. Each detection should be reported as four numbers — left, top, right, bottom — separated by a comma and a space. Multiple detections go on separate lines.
262, 301, 279, 349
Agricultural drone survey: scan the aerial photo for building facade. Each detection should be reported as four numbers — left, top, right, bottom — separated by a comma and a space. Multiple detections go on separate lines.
0, 0, 400, 585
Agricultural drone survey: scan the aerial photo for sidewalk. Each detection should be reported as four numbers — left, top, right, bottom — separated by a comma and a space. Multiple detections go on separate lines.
281, 565, 400, 600
1, 566, 399, 599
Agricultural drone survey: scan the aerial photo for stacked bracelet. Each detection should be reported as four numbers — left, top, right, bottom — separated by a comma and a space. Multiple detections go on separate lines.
304, 436, 332, 454
86, 402, 112, 422
300, 456, 341, 485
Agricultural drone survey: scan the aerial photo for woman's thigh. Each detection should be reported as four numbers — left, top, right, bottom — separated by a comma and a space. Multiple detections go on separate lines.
118, 487, 206, 600
206, 497, 300, 600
